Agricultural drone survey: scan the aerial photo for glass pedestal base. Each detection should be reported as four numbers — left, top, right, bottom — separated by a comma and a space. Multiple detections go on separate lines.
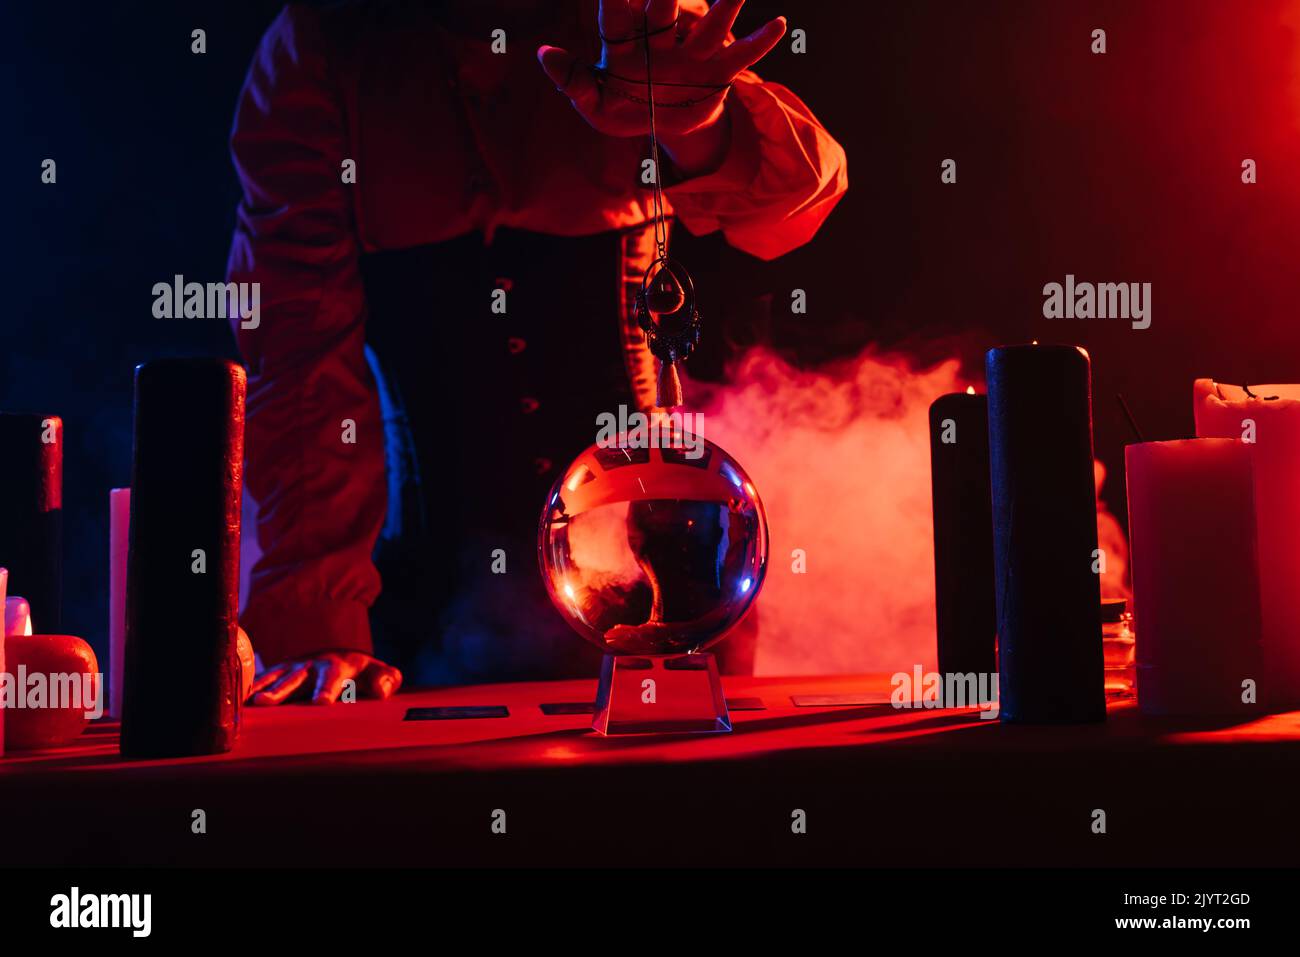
593, 653, 731, 735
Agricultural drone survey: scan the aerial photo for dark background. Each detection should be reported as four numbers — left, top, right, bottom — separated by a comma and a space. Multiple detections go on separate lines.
5, 0, 1300, 661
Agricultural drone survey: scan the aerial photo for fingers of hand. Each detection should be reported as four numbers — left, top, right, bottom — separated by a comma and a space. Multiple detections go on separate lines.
310, 657, 351, 706
682, 0, 744, 60
537, 45, 600, 112
252, 663, 311, 706
644, 0, 680, 51
360, 662, 403, 700
715, 16, 786, 76
249, 664, 288, 697
598, 0, 636, 38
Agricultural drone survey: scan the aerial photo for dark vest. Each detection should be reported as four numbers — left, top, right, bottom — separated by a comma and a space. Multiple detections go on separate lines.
361, 227, 644, 682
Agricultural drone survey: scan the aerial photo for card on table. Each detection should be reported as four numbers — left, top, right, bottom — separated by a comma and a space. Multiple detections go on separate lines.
404, 706, 510, 721
540, 698, 766, 715
791, 692, 893, 707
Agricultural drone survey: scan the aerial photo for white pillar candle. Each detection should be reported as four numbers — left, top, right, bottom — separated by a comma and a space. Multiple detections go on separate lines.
109, 488, 130, 720
0, 567, 6, 758
1194, 380, 1300, 707
3, 597, 31, 635
1125, 439, 1263, 714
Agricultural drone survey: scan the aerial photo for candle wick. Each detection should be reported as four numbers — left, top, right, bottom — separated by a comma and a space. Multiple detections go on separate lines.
1117, 393, 1145, 442
1214, 381, 1225, 400
1242, 383, 1281, 401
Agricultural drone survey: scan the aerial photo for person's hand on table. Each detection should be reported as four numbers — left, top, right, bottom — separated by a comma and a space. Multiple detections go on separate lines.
248, 651, 403, 706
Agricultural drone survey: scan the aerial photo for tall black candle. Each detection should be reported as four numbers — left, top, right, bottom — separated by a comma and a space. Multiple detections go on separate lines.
0, 413, 63, 630
986, 344, 1105, 723
928, 392, 996, 680
121, 359, 245, 758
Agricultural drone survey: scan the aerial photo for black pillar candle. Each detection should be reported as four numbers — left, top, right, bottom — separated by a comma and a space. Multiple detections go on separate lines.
121, 359, 245, 758
986, 344, 1105, 723
928, 392, 996, 680
0, 413, 63, 630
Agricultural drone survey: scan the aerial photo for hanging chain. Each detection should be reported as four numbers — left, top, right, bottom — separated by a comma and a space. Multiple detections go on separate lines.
642, 17, 668, 262
608, 13, 707, 409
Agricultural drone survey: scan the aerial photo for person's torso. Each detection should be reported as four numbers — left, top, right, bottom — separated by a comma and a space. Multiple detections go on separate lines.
317, 0, 662, 252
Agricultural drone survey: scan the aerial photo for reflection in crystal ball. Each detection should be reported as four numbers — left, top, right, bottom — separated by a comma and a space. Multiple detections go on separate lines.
538, 434, 769, 656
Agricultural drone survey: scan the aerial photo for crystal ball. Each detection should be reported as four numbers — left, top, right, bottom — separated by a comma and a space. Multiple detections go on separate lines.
538, 432, 769, 656
644, 262, 687, 316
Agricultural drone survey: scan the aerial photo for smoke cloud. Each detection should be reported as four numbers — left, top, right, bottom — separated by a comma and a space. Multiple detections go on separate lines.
688, 346, 1129, 676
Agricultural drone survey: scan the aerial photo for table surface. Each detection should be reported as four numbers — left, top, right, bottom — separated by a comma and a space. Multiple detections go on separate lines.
4, 674, 1299, 867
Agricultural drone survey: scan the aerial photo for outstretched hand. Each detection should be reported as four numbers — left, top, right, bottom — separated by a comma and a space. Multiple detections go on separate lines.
538, 0, 785, 140
248, 651, 402, 706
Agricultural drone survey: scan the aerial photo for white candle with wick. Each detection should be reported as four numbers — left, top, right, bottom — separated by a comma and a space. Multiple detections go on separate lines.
1194, 379, 1300, 707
